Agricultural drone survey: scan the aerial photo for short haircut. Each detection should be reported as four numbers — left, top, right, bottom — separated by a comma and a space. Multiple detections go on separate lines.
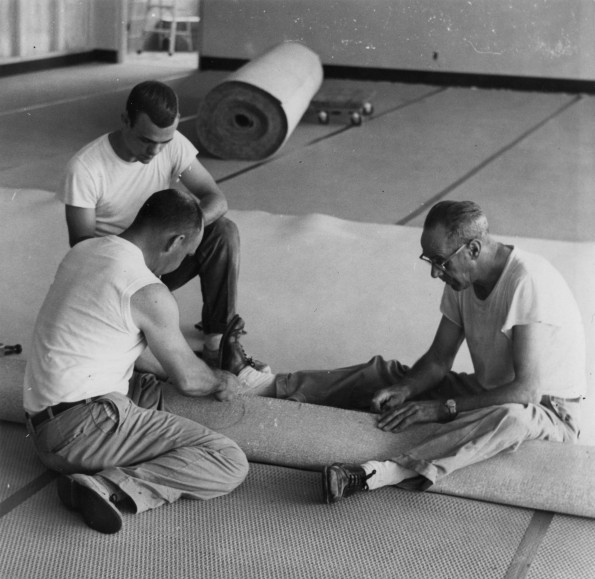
132, 189, 203, 236
126, 81, 179, 128
424, 200, 489, 243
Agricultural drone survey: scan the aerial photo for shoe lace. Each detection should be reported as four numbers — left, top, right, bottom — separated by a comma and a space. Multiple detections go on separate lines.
231, 328, 256, 368
348, 469, 376, 491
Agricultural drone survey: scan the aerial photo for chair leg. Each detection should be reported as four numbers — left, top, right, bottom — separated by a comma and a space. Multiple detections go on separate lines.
168, 17, 176, 56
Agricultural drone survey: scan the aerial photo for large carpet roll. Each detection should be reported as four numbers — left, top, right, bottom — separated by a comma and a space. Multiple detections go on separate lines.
163, 389, 595, 519
2, 359, 593, 518
196, 42, 323, 160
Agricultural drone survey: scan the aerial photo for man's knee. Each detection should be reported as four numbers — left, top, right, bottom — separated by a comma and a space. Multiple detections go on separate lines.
220, 439, 249, 488
205, 217, 240, 253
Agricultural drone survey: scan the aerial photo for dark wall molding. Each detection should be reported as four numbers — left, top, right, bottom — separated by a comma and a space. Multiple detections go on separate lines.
0, 49, 119, 78
2, 51, 594, 95
200, 56, 595, 95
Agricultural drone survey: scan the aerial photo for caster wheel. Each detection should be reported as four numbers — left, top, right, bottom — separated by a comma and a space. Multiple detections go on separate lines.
317, 111, 329, 124
350, 112, 362, 126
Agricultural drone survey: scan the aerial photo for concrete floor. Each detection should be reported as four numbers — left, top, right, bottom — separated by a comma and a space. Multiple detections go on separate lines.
1, 51, 595, 578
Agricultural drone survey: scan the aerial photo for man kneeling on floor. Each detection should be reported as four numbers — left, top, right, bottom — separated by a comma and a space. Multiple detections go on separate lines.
228, 200, 586, 503
24, 189, 249, 534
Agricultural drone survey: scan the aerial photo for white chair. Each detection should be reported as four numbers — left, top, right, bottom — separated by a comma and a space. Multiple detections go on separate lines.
140, 1, 200, 56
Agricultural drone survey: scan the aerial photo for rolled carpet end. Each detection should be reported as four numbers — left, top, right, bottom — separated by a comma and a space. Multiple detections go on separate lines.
196, 42, 323, 160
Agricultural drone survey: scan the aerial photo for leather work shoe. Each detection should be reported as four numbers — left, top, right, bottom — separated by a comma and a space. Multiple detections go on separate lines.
219, 314, 271, 374
57, 474, 122, 534
199, 345, 271, 373
322, 463, 376, 504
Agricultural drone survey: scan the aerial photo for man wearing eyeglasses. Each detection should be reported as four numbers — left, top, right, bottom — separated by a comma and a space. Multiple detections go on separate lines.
224, 200, 586, 502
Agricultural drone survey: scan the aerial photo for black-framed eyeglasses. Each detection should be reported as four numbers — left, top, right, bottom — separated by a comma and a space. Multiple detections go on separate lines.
419, 242, 468, 274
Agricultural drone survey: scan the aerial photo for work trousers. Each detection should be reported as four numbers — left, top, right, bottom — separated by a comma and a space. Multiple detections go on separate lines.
25, 373, 249, 513
161, 216, 240, 335
274, 356, 581, 489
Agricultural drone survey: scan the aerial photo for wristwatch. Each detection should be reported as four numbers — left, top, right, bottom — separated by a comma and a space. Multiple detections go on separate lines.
444, 399, 458, 422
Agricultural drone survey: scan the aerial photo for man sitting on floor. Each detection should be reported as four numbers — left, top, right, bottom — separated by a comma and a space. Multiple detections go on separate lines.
221, 200, 586, 503
24, 189, 249, 534
57, 79, 269, 380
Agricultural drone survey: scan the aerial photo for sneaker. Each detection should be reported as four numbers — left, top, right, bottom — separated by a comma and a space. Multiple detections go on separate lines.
219, 314, 271, 374
57, 474, 123, 534
322, 463, 376, 504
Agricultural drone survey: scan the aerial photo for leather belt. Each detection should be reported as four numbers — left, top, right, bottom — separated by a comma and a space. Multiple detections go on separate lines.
27, 397, 100, 429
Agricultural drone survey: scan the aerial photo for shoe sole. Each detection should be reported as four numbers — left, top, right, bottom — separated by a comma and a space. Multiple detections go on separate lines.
218, 313, 243, 369
322, 466, 332, 504
57, 475, 79, 510
57, 475, 122, 534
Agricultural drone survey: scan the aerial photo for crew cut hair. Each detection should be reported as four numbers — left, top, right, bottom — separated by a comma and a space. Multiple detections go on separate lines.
133, 189, 203, 236
424, 200, 489, 243
126, 80, 179, 128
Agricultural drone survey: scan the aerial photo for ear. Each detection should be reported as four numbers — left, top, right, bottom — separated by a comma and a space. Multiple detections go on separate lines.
164, 234, 185, 253
469, 239, 482, 259
121, 112, 131, 128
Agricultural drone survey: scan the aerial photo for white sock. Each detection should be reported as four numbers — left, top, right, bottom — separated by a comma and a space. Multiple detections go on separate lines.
362, 460, 417, 490
237, 366, 277, 396
204, 333, 222, 351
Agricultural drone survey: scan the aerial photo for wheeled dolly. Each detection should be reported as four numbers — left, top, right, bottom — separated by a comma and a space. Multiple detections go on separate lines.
308, 87, 375, 126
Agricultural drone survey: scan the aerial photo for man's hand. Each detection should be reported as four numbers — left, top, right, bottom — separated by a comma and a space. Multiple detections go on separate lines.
377, 400, 446, 432
371, 385, 410, 414
210, 369, 241, 402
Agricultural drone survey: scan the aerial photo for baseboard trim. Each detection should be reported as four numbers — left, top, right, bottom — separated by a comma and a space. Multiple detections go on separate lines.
0, 49, 119, 78
200, 56, 595, 94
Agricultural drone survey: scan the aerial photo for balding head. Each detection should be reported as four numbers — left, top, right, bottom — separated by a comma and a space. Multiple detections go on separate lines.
423, 200, 489, 245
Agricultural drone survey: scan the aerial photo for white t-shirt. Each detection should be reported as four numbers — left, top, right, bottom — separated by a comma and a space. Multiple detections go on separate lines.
441, 247, 586, 398
58, 131, 198, 236
24, 236, 162, 413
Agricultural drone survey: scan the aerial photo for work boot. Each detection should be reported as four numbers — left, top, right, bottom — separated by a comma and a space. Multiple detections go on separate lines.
322, 463, 376, 504
219, 314, 271, 374
57, 474, 123, 534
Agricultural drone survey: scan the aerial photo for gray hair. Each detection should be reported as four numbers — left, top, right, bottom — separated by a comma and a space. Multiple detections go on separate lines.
424, 200, 489, 244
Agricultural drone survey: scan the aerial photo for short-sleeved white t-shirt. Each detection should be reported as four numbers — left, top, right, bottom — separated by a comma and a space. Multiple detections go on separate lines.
58, 131, 198, 236
24, 236, 162, 413
440, 247, 586, 398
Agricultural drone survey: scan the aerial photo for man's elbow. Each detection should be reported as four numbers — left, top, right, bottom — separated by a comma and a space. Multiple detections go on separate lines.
524, 390, 542, 405
214, 193, 228, 216
516, 381, 543, 405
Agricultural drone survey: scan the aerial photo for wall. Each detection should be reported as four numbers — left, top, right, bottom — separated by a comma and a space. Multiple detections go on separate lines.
201, 0, 595, 82
0, 0, 124, 62
92, 0, 125, 54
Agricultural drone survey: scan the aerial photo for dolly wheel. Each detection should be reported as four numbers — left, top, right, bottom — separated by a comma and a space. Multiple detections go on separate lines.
318, 111, 329, 124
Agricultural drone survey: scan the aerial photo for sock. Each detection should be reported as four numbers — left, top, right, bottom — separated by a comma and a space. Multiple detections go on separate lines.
204, 333, 222, 351
361, 460, 417, 490
237, 366, 277, 396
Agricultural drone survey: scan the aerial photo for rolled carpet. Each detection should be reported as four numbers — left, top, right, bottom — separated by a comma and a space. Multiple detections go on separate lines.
3, 358, 594, 518
196, 41, 323, 160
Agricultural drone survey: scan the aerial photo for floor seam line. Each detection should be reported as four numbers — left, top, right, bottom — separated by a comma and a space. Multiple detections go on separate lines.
395, 94, 583, 225
503, 510, 554, 579
211, 87, 448, 185
0, 470, 57, 519
0, 72, 192, 118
